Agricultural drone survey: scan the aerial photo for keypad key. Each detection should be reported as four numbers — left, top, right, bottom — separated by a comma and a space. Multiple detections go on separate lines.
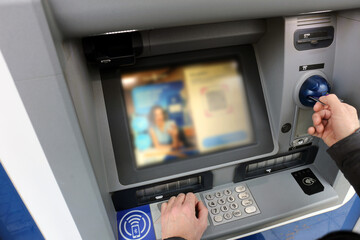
230, 203, 238, 210
217, 198, 226, 205
215, 192, 223, 198
224, 189, 232, 196
245, 206, 257, 214
235, 185, 246, 193
220, 205, 229, 212
211, 208, 220, 215
233, 210, 242, 217
214, 215, 223, 223
224, 212, 233, 220
241, 199, 253, 206
227, 196, 235, 203
208, 201, 216, 208
205, 194, 214, 200
238, 192, 250, 200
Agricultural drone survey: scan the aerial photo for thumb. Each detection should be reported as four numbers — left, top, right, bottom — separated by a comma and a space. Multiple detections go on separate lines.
196, 201, 208, 227
319, 94, 342, 111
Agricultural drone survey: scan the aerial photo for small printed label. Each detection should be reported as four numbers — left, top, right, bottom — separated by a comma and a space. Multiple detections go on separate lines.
299, 63, 325, 71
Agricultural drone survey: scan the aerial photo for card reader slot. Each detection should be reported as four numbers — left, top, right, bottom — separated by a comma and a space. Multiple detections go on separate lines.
297, 36, 333, 44
294, 26, 334, 51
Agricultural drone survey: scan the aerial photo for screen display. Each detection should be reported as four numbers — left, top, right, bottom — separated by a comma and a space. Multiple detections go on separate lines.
121, 60, 254, 168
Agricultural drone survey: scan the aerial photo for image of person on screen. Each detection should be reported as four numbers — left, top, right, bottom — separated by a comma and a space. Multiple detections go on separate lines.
149, 106, 183, 150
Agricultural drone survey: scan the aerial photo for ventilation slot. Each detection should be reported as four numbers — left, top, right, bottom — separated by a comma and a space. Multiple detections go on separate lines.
297, 15, 332, 26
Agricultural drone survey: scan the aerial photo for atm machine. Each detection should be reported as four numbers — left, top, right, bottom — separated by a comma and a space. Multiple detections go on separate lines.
1, 0, 360, 239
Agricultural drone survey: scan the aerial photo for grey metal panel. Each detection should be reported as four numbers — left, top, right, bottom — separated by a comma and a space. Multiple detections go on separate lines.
0, 1, 116, 239
255, 18, 285, 142
46, 0, 360, 37
15, 74, 115, 240
60, 40, 118, 235
141, 20, 266, 57
0, 0, 62, 81
333, 10, 360, 110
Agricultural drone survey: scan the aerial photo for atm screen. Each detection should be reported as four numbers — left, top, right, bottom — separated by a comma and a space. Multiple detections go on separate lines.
121, 60, 254, 168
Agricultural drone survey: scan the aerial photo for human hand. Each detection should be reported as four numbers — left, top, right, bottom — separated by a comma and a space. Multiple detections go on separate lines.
308, 94, 359, 147
161, 193, 208, 240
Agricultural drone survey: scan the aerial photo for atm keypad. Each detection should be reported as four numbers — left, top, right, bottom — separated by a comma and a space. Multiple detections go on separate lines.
203, 184, 260, 226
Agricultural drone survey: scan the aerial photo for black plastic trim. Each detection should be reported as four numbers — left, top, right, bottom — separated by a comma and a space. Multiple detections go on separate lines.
111, 172, 213, 211
294, 26, 334, 51
234, 145, 318, 182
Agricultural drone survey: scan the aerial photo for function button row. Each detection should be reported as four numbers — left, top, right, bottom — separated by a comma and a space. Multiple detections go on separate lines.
245, 206, 257, 214
238, 192, 250, 200
241, 199, 253, 207
235, 185, 246, 193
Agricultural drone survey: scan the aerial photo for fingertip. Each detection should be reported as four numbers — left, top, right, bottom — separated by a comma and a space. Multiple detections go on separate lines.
184, 192, 196, 207
308, 126, 315, 135
312, 112, 321, 125
175, 193, 186, 205
161, 202, 167, 213
313, 102, 323, 112
167, 196, 176, 207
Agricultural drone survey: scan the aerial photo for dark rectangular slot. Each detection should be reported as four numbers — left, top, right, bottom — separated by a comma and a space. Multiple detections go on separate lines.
135, 176, 201, 204
112, 172, 213, 211
234, 146, 318, 182
294, 26, 334, 51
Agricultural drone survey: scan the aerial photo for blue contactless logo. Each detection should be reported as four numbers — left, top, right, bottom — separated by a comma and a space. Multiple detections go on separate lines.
117, 205, 156, 240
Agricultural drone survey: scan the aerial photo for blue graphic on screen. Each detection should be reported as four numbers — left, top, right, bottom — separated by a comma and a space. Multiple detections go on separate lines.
131, 81, 185, 150
202, 131, 248, 148
117, 205, 156, 240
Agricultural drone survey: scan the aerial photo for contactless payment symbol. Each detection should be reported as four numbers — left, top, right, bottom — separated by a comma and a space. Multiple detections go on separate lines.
302, 177, 316, 186
117, 205, 156, 240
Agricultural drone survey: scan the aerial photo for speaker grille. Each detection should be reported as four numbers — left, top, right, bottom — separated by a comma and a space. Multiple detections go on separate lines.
297, 15, 332, 26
